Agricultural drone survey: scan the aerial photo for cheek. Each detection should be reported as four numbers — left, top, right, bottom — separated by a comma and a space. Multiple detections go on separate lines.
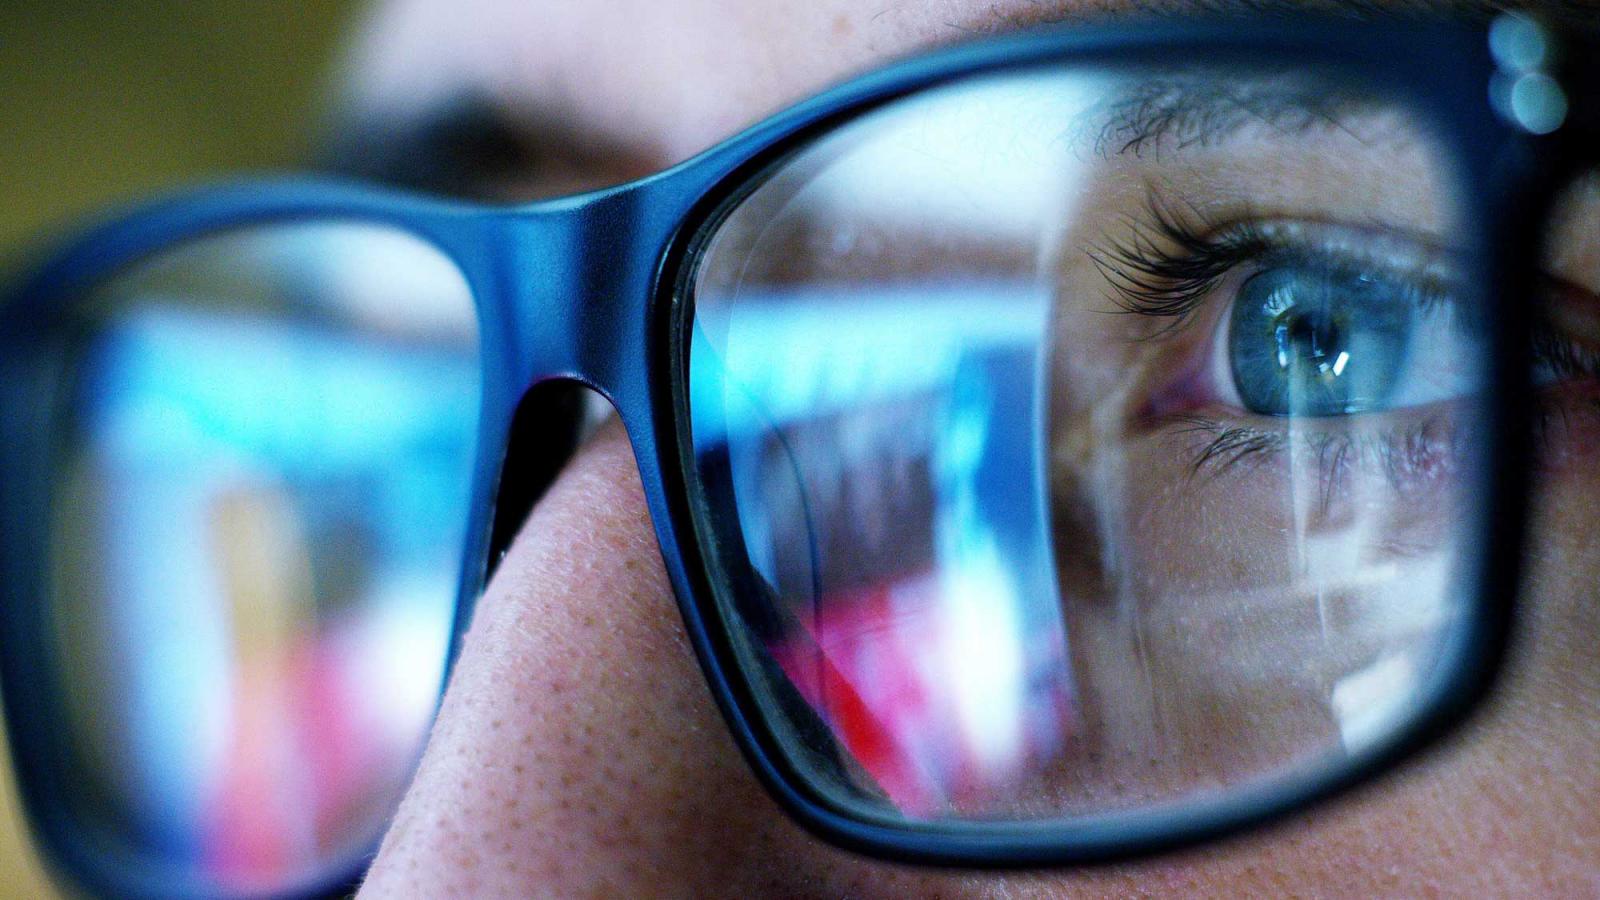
1518, 462, 1600, 706
1289, 457, 1600, 894
1043, 419, 1600, 893
1049, 405, 1471, 803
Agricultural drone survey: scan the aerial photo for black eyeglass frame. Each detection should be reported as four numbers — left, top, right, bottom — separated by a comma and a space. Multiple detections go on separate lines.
0, 16, 1591, 899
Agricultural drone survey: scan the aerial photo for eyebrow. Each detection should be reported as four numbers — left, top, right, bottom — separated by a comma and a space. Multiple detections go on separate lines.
1089, 76, 1391, 158
322, 98, 549, 198
320, 96, 654, 200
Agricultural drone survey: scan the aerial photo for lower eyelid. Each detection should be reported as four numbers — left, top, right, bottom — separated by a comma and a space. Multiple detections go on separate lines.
1157, 408, 1461, 496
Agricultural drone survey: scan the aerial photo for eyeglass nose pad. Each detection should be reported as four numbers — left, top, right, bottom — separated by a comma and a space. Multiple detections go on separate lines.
484, 378, 602, 575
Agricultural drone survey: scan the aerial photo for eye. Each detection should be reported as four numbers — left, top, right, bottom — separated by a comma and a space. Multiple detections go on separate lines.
1220, 262, 1478, 418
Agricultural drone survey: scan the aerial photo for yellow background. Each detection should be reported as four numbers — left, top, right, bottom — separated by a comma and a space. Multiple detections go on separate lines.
0, 3, 355, 894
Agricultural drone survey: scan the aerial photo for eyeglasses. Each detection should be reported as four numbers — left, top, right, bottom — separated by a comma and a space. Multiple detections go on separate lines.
2, 13, 1594, 898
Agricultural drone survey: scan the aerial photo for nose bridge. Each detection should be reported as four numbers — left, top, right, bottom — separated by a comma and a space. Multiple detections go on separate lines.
498, 181, 687, 411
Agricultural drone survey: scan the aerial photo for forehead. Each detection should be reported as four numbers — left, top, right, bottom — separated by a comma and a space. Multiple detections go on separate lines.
348, 0, 1065, 170
343, 0, 1570, 185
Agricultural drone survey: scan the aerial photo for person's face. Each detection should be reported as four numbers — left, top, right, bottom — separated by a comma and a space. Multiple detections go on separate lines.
347, 1, 1600, 895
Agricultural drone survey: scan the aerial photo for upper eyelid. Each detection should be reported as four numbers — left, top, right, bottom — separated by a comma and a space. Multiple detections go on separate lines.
1084, 196, 1269, 334
1087, 205, 1464, 338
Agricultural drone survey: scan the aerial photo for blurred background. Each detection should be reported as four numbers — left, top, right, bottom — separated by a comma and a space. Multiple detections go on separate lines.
0, 2, 357, 893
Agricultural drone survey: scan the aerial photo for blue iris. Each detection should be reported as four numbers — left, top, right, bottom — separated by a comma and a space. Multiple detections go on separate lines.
1228, 265, 1421, 416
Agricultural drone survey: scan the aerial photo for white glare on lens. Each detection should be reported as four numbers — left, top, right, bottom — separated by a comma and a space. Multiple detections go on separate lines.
941, 551, 1027, 775
1488, 14, 1551, 73
802, 77, 1107, 238
343, 577, 454, 746
276, 226, 477, 341
1331, 652, 1420, 754
1510, 73, 1568, 136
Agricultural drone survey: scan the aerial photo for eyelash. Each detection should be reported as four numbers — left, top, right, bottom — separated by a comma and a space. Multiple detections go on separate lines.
1093, 202, 1600, 487
1086, 194, 1273, 335
1165, 412, 1460, 507
1533, 322, 1600, 380
1088, 195, 1458, 336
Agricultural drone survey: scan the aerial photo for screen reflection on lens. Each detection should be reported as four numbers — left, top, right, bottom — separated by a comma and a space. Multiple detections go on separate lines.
688, 63, 1486, 826
47, 223, 480, 894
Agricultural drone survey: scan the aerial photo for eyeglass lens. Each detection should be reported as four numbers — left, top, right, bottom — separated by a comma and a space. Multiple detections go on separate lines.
42, 223, 481, 893
687, 63, 1491, 825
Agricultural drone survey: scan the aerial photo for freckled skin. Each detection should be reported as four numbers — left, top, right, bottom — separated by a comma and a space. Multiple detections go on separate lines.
353, 3, 1599, 896
361, 421, 937, 896
361, 420, 1598, 897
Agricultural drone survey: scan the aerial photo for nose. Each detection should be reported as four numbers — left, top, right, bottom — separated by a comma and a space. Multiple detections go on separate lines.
347, 385, 1600, 899
355, 415, 860, 896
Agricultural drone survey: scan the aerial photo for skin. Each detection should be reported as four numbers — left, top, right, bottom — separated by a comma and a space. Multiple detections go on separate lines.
347, 1, 1600, 896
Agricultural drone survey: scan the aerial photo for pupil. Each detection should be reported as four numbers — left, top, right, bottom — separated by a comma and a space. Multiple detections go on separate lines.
1230, 265, 1420, 417
1275, 310, 1347, 379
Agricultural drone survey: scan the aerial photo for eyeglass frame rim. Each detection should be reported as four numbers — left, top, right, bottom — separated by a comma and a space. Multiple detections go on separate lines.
0, 14, 1570, 898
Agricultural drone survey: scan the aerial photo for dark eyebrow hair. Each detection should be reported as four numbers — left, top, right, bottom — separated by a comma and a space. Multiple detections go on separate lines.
1088, 75, 1390, 157
321, 94, 660, 199
320, 97, 542, 198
